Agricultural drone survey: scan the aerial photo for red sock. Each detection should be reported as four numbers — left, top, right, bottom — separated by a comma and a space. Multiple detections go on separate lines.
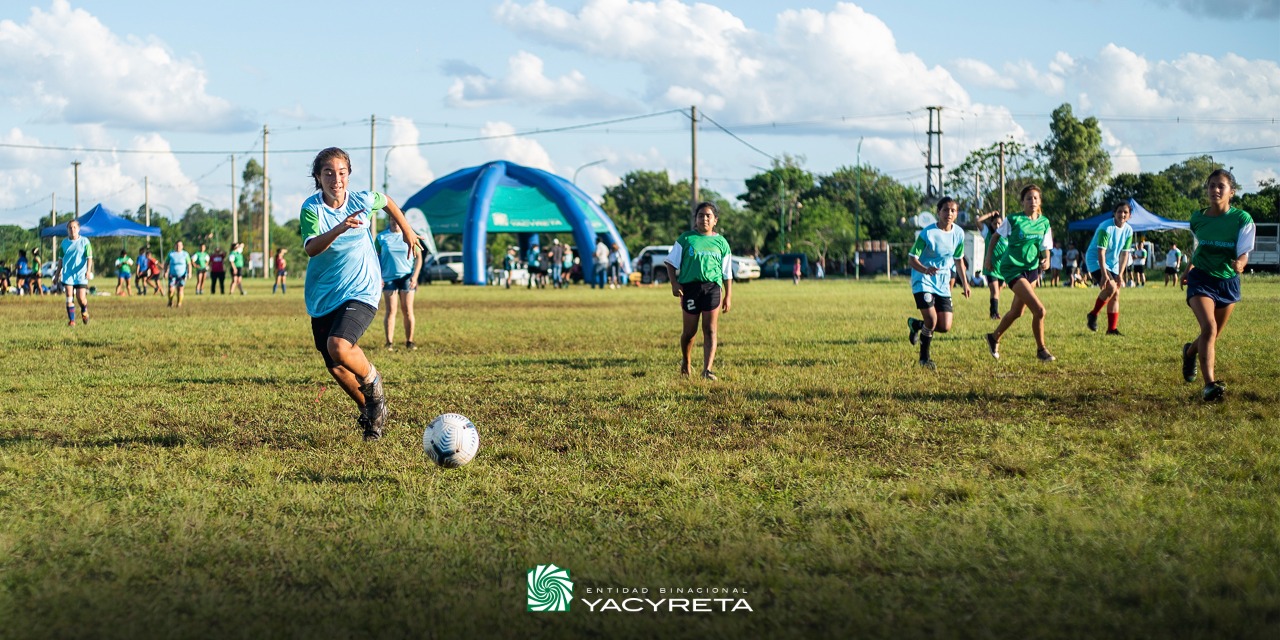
1108, 312, 1119, 331
1090, 298, 1106, 315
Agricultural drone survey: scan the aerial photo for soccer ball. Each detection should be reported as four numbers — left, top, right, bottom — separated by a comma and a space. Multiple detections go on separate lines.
423, 413, 480, 467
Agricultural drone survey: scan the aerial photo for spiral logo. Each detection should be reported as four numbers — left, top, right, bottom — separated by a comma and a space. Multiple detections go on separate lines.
527, 564, 574, 612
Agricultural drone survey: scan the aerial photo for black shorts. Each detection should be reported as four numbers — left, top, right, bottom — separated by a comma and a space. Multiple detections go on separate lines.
1090, 269, 1119, 286
1185, 269, 1241, 309
1165, 266, 1178, 275
311, 301, 377, 369
1006, 269, 1041, 286
383, 274, 415, 292
681, 281, 723, 314
1133, 265, 1146, 275
913, 291, 953, 313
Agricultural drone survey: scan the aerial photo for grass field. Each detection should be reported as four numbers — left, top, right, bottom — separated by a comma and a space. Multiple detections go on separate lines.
2, 276, 1279, 639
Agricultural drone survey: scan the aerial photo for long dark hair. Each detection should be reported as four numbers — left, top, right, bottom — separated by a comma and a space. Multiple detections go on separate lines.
311, 147, 352, 190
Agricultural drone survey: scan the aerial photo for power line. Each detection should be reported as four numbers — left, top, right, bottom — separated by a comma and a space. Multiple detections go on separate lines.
698, 113, 777, 162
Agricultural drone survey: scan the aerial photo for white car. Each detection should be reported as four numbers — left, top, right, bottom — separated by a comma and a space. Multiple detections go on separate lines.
420, 251, 464, 283
730, 256, 761, 281
631, 245, 673, 283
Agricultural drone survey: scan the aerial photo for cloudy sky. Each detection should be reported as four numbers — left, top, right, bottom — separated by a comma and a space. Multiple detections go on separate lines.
1, 0, 1277, 228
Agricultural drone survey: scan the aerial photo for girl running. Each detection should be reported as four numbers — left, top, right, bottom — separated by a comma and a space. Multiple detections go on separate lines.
984, 185, 1055, 362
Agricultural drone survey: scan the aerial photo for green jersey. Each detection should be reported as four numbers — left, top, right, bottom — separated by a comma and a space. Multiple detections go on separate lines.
229, 250, 245, 269
984, 227, 1008, 268
115, 256, 134, 276
666, 231, 732, 285
995, 213, 1053, 281
192, 251, 210, 270
1190, 207, 1255, 279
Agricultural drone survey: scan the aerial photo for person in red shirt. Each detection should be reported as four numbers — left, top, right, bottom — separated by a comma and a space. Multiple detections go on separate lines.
209, 246, 226, 294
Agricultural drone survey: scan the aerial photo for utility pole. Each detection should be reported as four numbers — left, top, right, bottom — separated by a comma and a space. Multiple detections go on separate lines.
854, 137, 862, 280
231, 155, 238, 244
777, 176, 785, 251
144, 175, 150, 226
72, 161, 81, 218
370, 114, 377, 235
925, 106, 943, 201
690, 105, 699, 213
999, 142, 1006, 216
262, 125, 270, 279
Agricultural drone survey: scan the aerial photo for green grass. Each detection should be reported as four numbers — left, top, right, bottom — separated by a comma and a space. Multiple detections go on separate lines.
2, 277, 1279, 639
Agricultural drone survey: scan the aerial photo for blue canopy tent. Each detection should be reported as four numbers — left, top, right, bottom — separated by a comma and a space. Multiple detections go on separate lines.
41, 203, 162, 238
1067, 198, 1189, 233
402, 161, 629, 285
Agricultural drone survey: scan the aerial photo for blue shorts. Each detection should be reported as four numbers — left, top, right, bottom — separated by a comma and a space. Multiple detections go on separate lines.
169, 275, 187, 288
1185, 269, 1240, 308
383, 274, 415, 292
120, 273, 132, 281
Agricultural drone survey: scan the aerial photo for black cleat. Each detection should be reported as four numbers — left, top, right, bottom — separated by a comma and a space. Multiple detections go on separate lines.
1202, 380, 1225, 402
1036, 348, 1056, 362
359, 373, 387, 441
1105, 329, 1123, 336
701, 370, 718, 381
1182, 343, 1197, 383
985, 333, 1000, 360
918, 359, 936, 370
908, 317, 922, 346
989, 312, 1001, 321
405, 341, 417, 351
1086, 313, 1098, 332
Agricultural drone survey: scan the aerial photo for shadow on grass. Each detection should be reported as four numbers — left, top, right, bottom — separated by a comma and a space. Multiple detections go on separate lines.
0, 432, 188, 449
287, 469, 400, 485
171, 375, 313, 385
513, 357, 640, 370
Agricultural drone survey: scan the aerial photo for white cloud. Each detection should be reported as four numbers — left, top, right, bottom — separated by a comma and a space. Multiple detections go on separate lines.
1101, 125, 1141, 176
1153, 0, 1280, 20
481, 121, 555, 171
0, 0, 253, 132
444, 50, 640, 117
384, 117, 435, 199
952, 59, 1017, 91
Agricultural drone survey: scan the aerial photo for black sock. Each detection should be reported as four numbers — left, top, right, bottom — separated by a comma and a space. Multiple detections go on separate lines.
920, 332, 933, 361
989, 298, 998, 316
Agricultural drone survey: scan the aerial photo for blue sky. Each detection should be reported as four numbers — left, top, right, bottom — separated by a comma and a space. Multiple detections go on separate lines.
1, 0, 1277, 228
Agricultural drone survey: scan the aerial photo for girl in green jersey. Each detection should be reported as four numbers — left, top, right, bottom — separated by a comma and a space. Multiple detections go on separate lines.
1180, 169, 1254, 402
664, 202, 733, 380
985, 185, 1056, 362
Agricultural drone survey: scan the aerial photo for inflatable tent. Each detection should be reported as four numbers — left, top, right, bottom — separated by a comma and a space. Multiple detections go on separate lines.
401, 161, 630, 285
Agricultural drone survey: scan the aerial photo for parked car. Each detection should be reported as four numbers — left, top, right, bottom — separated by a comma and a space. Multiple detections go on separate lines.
759, 253, 811, 279
631, 245, 673, 284
419, 251, 464, 284
730, 256, 760, 282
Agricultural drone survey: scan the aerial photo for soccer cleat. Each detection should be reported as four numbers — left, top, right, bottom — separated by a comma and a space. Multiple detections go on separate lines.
918, 359, 936, 370
1202, 380, 1225, 402
1182, 343, 1197, 383
989, 312, 1001, 321
1105, 329, 1123, 336
385, 342, 394, 351
359, 373, 387, 441
67, 320, 75, 327
908, 317, 922, 346
701, 370, 718, 381
1086, 313, 1098, 332
985, 333, 1000, 360
405, 341, 417, 351
81, 315, 89, 325
1036, 348, 1056, 362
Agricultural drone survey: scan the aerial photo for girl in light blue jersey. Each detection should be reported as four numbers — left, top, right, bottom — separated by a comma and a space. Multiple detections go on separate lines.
301, 147, 420, 440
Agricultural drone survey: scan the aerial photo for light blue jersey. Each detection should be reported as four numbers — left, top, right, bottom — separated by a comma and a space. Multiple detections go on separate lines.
299, 190, 386, 318
909, 223, 965, 296
168, 250, 191, 277
376, 230, 414, 280
60, 237, 93, 286
1084, 220, 1133, 274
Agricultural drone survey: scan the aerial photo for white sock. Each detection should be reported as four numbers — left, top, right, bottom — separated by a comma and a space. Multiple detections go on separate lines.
363, 366, 378, 385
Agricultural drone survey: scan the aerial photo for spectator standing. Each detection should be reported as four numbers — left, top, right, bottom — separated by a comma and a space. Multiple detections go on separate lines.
1164, 243, 1185, 286
164, 241, 194, 308
114, 250, 133, 297
273, 248, 289, 294
593, 238, 609, 289
550, 238, 566, 289
377, 219, 423, 350
229, 243, 246, 295
209, 247, 226, 294
192, 243, 211, 295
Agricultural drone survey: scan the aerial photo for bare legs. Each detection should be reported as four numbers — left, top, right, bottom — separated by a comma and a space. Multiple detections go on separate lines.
382, 289, 416, 346
679, 309, 720, 376
325, 336, 373, 405
1186, 297, 1234, 384
991, 277, 1049, 353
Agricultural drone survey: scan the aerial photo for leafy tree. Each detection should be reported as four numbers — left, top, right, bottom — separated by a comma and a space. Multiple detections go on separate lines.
1238, 179, 1280, 222
1101, 172, 1192, 220
1159, 155, 1225, 202
1041, 103, 1112, 223
738, 156, 814, 253
944, 140, 1046, 220
600, 169, 696, 250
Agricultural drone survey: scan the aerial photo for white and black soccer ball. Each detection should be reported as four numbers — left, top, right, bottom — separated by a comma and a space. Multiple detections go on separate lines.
423, 413, 480, 468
